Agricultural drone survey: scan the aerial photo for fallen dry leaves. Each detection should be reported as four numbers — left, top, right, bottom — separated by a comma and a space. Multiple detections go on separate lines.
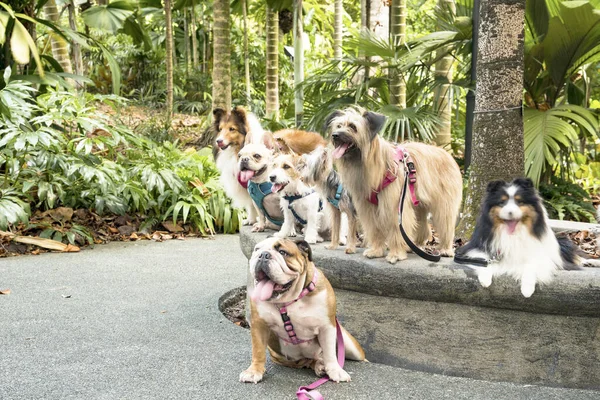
0, 289, 11, 295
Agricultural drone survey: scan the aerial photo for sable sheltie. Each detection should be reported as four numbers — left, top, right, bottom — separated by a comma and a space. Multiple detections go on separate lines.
325, 107, 463, 264
300, 146, 358, 253
272, 129, 327, 155
213, 106, 266, 225
454, 178, 589, 298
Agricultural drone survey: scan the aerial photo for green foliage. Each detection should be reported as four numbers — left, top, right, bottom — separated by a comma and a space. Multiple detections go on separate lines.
0, 71, 241, 234
539, 176, 597, 222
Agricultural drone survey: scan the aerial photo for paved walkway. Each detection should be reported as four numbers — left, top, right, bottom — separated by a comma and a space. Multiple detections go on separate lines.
1, 236, 598, 399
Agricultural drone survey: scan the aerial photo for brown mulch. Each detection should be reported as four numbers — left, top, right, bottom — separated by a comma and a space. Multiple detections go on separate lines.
0, 207, 210, 258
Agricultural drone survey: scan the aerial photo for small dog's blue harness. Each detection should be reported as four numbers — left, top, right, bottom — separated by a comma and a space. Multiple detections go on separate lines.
283, 191, 323, 225
247, 181, 283, 226
327, 183, 344, 209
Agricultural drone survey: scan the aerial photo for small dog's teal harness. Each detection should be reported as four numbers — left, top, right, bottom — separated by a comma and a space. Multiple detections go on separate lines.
247, 181, 283, 226
283, 191, 323, 225
327, 183, 344, 209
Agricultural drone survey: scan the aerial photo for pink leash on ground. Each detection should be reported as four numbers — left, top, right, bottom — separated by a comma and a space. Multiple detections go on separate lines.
295, 319, 345, 400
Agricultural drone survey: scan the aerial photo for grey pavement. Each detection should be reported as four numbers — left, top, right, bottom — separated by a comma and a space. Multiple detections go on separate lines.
1, 235, 598, 399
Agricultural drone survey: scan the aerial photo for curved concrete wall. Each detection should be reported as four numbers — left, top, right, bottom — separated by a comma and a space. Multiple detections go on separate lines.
240, 227, 600, 389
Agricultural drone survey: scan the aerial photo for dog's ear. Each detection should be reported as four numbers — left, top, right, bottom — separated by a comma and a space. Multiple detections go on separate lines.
486, 180, 506, 193
231, 106, 248, 134
363, 111, 386, 140
263, 131, 276, 149
323, 110, 343, 133
512, 177, 534, 189
295, 240, 313, 262
213, 108, 225, 125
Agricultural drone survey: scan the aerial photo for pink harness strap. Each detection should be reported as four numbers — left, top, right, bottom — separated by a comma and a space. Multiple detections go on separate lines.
277, 271, 318, 345
368, 146, 419, 207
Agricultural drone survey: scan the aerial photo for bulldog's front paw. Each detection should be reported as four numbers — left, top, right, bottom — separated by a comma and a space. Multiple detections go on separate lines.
251, 223, 265, 232
239, 368, 264, 384
313, 360, 326, 377
326, 366, 351, 383
363, 247, 385, 258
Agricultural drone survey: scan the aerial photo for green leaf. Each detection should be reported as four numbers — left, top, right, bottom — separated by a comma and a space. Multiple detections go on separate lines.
82, 2, 134, 32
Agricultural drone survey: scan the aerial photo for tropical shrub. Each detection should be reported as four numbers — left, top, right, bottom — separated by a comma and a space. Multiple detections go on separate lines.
539, 176, 597, 222
0, 69, 241, 237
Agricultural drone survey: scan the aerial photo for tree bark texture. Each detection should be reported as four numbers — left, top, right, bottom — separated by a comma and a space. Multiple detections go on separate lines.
242, 0, 251, 103
212, 0, 232, 110
67, 0, 84, 87
265, 6, 279, 120
334, 0, 343, 61
165, 0, 174, 115
368, 0, 388, 85
43, 0, 73, 74
293, 0, 304, 127
184, 8, 191, 75
433, 0, 456, 147
456, 0, 526, 239
191, 2, 199, 69
390, 0, 406, 108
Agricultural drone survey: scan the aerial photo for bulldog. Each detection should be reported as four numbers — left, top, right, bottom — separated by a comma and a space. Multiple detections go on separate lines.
239, 237, 365, 384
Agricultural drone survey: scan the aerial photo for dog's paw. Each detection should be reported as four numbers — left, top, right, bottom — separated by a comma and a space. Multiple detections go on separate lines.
363, 248, 385, 259
273, 231, 287, 238
345, 247, 356, 254
478, 270, 493, 288
439, 248, 454, 257
251, 223, 265, 233
326, 366, 351, 383
325, 243, 338, 251
316, 235, 324, 243
243, 219, 253, 226
386, 251, 407, 264
313, 360, 326, 377
304, 235, 317, 244
239, 368, 264, 384
521, 283, 536, 298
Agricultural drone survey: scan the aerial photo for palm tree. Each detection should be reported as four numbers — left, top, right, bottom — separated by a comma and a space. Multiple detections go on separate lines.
433, 0, 456, 147
333, 0, 343, 61
67, 0, 84, 83
242, 0, 251, 103
43, 0, 73, 74
265, 5, 279, 119
390, 0, 406, 109
457, 0, 526, 238
293, 0, 304, 126
165, 0, 174, 115
191, 1, 199, 69
212, 0, 232, 110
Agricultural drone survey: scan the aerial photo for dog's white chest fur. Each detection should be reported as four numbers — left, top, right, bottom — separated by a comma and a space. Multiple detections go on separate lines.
475, 224, 563, 297
256, 291, 330, 360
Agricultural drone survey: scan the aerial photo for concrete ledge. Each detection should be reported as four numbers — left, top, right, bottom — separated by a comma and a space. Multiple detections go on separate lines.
240, 227, 600, 389
549, 219, 600, 234
240, 227, 600, 318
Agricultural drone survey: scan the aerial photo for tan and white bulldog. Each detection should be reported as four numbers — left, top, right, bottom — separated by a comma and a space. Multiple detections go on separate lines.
239, 237, 365, 384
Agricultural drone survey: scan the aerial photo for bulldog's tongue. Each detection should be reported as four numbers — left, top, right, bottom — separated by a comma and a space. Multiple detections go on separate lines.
505, 220, 519, 234
252, 279, 276, 301
236, 171, 252, 189
239, 170, 255, 183
332, 143, 349, 159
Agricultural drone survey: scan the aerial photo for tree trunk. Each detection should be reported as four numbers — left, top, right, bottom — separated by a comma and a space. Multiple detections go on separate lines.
43, 0, 73, 74
242, 0, 251, 104
293, 0, 304, 127
67, 0, 84, 88
368, 0, 388, 88
456, 0, 526, 239
165, 0, 174, 115
433, 0, 456, 147
191, 1, 199, 70
265, 6, 279, 120
184, 8, 191, 76
390, 0, 406, 108
333, 0, 343, 61
212, 0, 232, 111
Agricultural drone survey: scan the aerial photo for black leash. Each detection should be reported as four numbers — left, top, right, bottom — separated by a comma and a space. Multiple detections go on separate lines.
398, 171, 441, 262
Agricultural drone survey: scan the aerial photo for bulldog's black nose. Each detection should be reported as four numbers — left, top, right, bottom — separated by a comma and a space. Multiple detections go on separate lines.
269, 175, 276, 182
258, 251, 271, 261
242, 157, 249, 162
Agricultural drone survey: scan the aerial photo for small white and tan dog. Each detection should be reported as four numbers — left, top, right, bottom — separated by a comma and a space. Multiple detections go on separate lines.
240, 238, 365, 384
269, 153, 332, 244
237, 143, 284, 232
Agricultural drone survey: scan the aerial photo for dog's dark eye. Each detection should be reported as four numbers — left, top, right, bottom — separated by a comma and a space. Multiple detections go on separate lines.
349, 123, 356, 131
254, 154, 261, 160
238, 153, 241, 158
337, 123, 342, 129
229, 127, 235, 132
279, 249, 288, 256
283, 164, 290, 170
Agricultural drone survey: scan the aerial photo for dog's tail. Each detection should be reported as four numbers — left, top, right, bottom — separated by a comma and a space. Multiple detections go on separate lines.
557, 236, 585, 270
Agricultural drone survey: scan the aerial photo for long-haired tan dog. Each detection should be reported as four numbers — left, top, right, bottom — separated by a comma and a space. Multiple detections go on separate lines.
325, 107, 462, 264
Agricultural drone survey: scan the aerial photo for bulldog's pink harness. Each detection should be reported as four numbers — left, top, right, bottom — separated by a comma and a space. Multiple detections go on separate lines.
275, 271, 346, 400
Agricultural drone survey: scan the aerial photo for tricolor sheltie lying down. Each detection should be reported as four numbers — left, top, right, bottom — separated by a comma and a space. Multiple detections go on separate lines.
455, 178, 596, 298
